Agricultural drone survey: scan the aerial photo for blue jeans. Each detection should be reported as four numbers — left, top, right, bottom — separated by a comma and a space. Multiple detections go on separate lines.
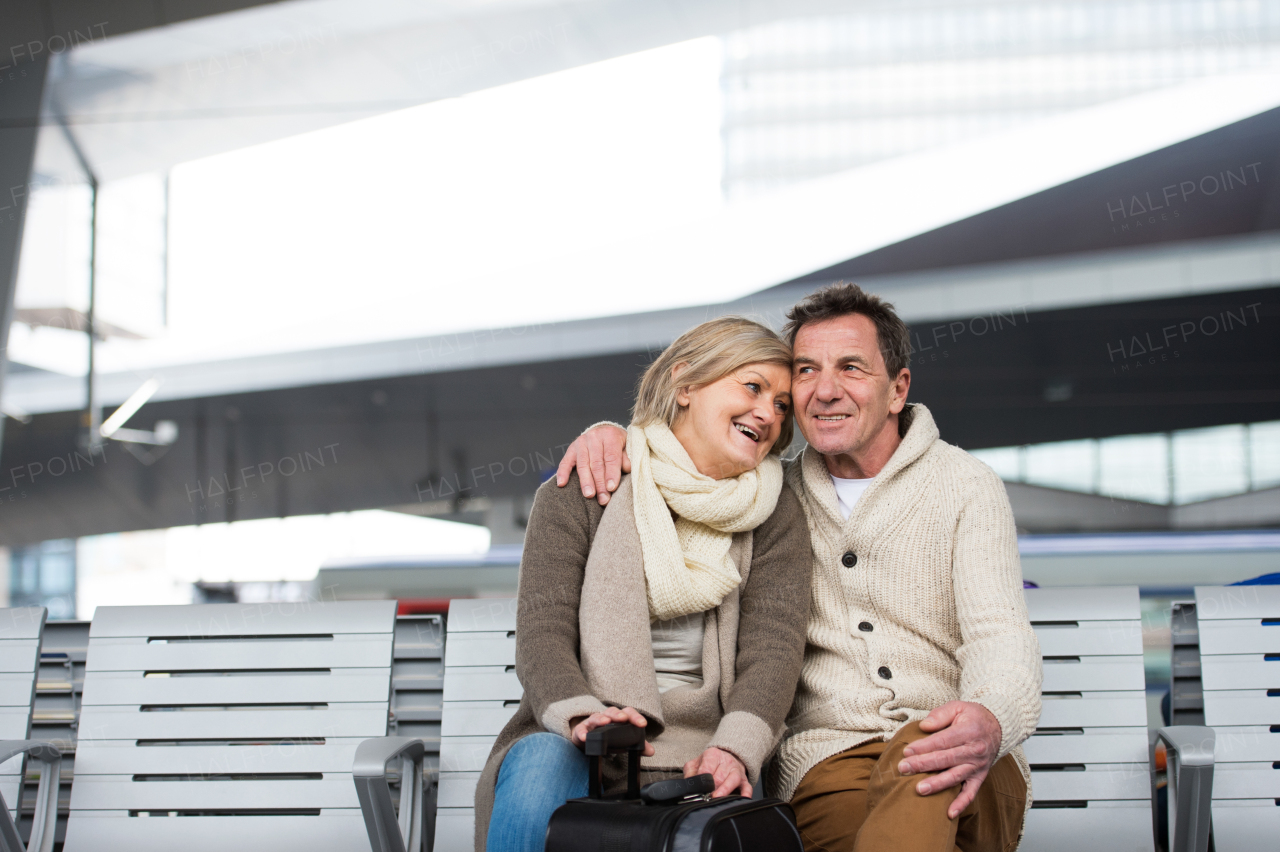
487, 733, 589, 852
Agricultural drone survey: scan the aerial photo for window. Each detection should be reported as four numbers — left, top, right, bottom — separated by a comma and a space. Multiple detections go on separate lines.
9, 539, 76, 619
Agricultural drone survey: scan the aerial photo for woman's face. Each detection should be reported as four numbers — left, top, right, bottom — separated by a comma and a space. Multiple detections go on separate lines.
670, 362, 792, 480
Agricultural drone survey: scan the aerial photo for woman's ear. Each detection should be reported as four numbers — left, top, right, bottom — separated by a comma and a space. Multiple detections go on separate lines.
671, 363, 691, 409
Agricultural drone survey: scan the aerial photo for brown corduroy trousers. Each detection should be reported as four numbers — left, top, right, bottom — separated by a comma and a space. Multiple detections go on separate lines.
790, 722, 1027, 852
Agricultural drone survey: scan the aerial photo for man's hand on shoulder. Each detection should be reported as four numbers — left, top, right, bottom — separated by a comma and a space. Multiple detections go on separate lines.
897, 700, 1002, 818
555, 423, 629, 506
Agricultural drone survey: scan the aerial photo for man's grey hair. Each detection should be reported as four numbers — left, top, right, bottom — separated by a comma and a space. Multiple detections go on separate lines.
782, 282, 913, 378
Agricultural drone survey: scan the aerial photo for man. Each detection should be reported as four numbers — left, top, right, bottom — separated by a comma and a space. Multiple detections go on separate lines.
555, 282, 1041, 852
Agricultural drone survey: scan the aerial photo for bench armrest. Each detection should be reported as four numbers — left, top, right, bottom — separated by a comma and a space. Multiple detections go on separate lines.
0, 740, 62, 852
354, 737, 426, 852
1152, 726, 1214, 852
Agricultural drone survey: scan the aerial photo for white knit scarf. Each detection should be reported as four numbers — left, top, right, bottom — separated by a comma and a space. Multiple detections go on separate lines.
627, 422, 784, 622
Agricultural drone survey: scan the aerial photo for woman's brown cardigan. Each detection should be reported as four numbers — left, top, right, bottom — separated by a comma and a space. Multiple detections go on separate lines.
472, 472, 812, 850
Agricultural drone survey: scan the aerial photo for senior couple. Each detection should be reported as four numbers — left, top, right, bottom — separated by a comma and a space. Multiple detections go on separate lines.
477, 282, 1043, 852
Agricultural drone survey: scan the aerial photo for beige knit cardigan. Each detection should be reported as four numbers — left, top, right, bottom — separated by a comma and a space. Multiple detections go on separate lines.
776, 404, 1042, 808
473, 473, 813, 851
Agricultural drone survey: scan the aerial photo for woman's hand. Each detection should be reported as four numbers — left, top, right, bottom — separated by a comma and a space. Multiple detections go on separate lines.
683, 747, 751, 798
570, 706, 655, 757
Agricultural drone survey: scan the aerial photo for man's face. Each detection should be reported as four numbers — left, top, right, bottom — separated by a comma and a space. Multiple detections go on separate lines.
792, 313, 909, 459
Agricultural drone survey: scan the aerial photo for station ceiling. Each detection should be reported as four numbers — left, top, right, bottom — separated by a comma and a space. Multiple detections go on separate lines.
1, 282, 1275, 546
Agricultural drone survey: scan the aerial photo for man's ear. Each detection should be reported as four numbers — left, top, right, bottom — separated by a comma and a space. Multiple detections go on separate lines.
887, 368, 911, 414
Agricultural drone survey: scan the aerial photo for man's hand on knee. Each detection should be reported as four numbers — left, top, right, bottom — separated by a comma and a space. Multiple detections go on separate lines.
897, 700, 1002, 819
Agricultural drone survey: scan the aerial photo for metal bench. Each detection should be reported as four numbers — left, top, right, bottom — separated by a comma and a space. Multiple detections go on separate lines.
391, 615, 445, 850
1170, 602, 1203, 726
12, 610, 440, 851
1020, 587, 1153, 851
47, 600, 423, 852
436, 599, 518, 852
435, 589, 1208, 851
1193, 584, 1280, 851
19, 620, 90, 848
1, 606, 62, 852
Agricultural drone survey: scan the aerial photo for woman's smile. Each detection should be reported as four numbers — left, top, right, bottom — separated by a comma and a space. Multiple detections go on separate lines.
671, 362, 792, 479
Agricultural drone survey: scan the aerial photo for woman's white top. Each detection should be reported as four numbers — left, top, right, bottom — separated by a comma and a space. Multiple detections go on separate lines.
650, 612, 706, 693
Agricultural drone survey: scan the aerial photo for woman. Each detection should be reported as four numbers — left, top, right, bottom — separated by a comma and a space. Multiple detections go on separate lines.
475, 316, 814, 852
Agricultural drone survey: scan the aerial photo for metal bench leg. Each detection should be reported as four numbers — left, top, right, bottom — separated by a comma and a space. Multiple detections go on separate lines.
0, 741, 61, 852
1154, 726, 1214, 852
355, 737, 427, 852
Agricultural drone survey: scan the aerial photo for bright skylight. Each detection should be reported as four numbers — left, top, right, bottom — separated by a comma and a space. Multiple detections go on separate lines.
12, 37, 723, 374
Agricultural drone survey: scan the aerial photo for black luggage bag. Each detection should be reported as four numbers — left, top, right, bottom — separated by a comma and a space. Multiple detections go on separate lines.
544, 723, 804, 852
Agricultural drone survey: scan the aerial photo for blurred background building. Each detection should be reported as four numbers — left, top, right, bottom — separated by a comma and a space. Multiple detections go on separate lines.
0, 2, 1278, 709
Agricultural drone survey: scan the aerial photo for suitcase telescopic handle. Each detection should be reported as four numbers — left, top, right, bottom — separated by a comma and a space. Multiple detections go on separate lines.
584, 722, 645, 800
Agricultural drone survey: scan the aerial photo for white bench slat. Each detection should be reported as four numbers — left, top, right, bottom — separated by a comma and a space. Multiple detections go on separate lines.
1021, 804, 1154, 852
63, 812, 370, 850
1209, 801, 1280, 852
1211, 764, 1280, 798
73, 741, 366, 775
1202, 691, 1280, 726
86, 638, 392, 671
438, 772, 481, 808
88, 603, 396, 638
1212, 726, 1280, 763
441, 702, 519, 737
1030, 765, 1149, 801
1024, 587, 1140, 622
1024, 731, 1148, 764
1199, 620, 1280, 654
1033, 622, 1143, 656
1194, 586, 1280, 621
445, 600, 517, 633
440, 736, 500, 773
69, 775, 360, 810
443, 668, 521, 703
0, 608, 47, 640
0, 672, 39, 707
1040, 657, 1145, 692
80, 672, 392, 705
1038, 694, 1148, 728
445, 634, 516, 667
0, 707, 32, 736
75, 706, 390, 741
1199, 655, 1280, 690
0, 639, 42, 673
435, 808, 476, 851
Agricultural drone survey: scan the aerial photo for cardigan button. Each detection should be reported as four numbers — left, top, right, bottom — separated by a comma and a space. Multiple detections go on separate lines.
858, 622, 873, 632
841, 551, 858, 568
878, 666, 892, 680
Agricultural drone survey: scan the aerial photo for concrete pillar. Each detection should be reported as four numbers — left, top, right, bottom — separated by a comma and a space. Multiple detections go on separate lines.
484, 496, 530, 546
0, 50, 49, 449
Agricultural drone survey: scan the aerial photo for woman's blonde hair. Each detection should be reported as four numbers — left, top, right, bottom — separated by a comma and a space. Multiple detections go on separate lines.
632, 316, 794, 455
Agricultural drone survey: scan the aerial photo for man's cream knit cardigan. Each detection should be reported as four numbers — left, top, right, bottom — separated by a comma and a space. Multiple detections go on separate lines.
775, 404, 1042, 804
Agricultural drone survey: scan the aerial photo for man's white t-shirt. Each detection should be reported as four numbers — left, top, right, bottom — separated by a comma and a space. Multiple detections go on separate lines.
830, 475, 874, 520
